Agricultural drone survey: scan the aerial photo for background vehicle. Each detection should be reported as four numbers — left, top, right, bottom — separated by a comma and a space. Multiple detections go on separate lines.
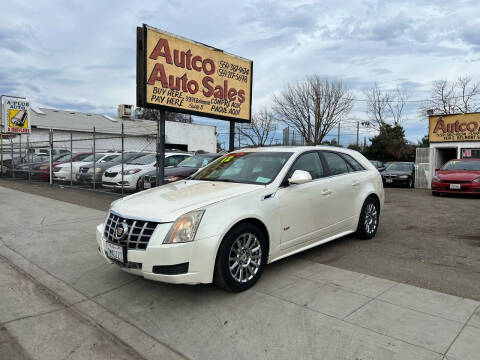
381, 162, 415, 188
141, 153, 222, 189
431, 158, 480, 196
96, 146, 384, 292
32, 152, 91, 181
77, 152, 150, 185
370, 160, 386, 172
53, 152, 118, 182
102, 152, 190, 191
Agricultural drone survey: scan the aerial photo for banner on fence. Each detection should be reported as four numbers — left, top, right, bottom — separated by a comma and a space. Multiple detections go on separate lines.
2, 99, 31, 134
137, 24, 253, 123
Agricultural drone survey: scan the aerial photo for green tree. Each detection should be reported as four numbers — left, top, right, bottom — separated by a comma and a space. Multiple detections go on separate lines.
418, 135, 429, 148
363, 124, 414, 161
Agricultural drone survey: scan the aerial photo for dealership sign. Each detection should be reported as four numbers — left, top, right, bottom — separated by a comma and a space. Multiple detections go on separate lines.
2, 99, 31, 134
429, 113, 480, 142
137, 24, 252, 123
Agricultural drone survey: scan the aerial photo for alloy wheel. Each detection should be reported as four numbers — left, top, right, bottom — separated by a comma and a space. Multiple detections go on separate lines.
228, 233, 262, 283
364, 202, 378, 235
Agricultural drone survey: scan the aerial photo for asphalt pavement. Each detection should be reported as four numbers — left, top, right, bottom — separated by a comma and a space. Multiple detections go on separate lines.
0, 183, 480, 359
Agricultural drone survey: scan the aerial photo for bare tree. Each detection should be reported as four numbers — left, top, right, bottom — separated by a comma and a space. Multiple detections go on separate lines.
273, 76, 354, 145
365, 83, 407, 130
420, 76, 480, 115
237, 109, 277, 147
135, 108, 193, 123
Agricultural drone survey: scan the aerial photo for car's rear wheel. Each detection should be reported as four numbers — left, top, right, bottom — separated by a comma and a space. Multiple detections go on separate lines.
214, 223, 267, 292
356, 198, 379, 240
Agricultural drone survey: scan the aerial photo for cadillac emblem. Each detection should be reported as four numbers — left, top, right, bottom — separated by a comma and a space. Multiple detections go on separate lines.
115, 222, 128, 240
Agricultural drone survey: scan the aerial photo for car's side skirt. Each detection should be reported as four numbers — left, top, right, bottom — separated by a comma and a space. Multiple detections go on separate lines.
268, 229, 354, 264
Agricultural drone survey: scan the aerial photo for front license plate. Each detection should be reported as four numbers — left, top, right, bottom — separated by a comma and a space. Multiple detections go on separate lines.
386, 179, 393, 183
144, 182, 151, 189
105, 242, 125, 263
450, 183, 461, 190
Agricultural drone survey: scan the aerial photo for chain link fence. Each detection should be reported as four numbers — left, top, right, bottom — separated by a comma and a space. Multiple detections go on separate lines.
0, 123, 186, 195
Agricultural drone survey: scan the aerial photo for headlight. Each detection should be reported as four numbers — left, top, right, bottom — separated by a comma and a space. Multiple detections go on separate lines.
165, 176, 181, 183
163, 210, 205, 244
122, 168, 141, 175
473, 177, 480, 183
432, 175, 440, 181
398, 175, 408, 179
95, 167, 103, 173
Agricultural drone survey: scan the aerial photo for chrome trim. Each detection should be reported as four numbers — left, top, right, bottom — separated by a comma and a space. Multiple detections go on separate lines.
110, 210, 171, 224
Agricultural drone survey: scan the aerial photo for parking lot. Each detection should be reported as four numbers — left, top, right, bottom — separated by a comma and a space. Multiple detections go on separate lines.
1, 182, 479, 359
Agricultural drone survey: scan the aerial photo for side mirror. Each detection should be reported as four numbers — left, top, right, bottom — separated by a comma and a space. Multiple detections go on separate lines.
288, 170, 312, 185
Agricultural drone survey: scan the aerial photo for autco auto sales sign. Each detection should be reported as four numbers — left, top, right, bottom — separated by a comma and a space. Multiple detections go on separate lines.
137, 24, 252, 122
2, 99, 31, 134
429, 113, 480, 142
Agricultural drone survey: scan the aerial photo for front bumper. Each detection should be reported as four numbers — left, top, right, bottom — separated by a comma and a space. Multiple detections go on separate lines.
77, 172, 102, 183
53, 169, 74, 181
96, 223, 219, 284
101, 175, 135, 189
431, 181, 480, 194
382, 177, 410, 186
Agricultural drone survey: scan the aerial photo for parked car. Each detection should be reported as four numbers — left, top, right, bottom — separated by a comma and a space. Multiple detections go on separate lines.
32, 152, 92, 181
141, 153, 222, 189
76, 152, 150, 185
431, 158, 480, 196
53, 153, 119, 182
381, 162, 415, 188
96, 146, 384, 292
102, 152, 190, 191
370, 160, 386, 172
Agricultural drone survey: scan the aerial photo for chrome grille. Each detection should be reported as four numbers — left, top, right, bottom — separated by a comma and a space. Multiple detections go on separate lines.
103, 212, 159, 250
383, 174, 397, 179
80, 167, 89, 173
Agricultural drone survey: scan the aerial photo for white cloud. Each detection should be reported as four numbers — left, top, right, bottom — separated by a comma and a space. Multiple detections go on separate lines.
1, 0, 480, 144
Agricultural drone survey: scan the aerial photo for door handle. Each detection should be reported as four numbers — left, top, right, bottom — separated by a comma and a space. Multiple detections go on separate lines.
321, 189, 332, 196
352, 181, 360, 187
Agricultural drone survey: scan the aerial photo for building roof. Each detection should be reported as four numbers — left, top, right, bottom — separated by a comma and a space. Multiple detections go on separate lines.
30, 107, 215, 135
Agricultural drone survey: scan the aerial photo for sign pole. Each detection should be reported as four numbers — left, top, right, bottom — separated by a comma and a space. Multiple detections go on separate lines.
156, 110, 165, 186
229, 121, 235, 152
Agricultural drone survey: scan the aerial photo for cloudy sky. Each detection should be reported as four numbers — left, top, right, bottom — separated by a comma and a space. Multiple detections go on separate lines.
1, 0, 480, 146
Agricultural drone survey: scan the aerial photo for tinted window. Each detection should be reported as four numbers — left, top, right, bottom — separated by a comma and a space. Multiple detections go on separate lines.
287, 152, 324, 180
165, 155, 188, 167
386, 163, 413, 172
101, 155, 119, 162
322, 152, 349, 175
342, 154, 365, 171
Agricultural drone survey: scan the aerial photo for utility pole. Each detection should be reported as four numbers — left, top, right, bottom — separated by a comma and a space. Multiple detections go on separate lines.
337, 122, 340, 145
356, 121, 359, 146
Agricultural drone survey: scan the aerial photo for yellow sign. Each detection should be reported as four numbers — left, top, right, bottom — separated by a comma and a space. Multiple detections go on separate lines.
137, 25, 252, 123
2, 99, 30, 134
429, 113, 480, 142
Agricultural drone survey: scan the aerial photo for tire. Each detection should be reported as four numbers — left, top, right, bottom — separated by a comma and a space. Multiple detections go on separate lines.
406, 177, 414, 188
214, 223, 267, 292
136, 178, 143, 191
355, 197, 380, 240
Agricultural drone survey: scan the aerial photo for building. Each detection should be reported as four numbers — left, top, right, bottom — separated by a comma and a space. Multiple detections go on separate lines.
2, 105, 217, 157
424, 112, 480, 187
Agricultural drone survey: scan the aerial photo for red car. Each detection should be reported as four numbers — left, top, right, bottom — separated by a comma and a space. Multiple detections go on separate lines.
32, 152, 92, 180
431, 158, 480, 196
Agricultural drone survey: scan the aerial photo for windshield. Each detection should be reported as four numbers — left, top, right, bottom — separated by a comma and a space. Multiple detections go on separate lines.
386, 163, 413, 172
178, 155, 218, 168
127, 153, 156, 165
54, 153, 71, 162
81, 153, 108, 162
441, 160, 480, 171
192, 152, 292, 184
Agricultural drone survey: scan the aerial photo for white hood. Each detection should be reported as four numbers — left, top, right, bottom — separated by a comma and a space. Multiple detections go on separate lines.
105, 163, 153, 172
111, 180, 263, 222
57, 161, 93, 170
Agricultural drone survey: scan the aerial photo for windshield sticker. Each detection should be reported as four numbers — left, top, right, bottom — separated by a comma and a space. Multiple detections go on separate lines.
221, 155, 234, 163
256, 176, 270, 183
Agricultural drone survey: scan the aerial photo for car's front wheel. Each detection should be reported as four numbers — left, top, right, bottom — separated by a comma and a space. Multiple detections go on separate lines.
356, 198, 380, 240
214, 223, 267, 292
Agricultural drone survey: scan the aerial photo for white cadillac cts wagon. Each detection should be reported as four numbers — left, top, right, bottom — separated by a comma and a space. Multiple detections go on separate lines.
96, 146, 384, 292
